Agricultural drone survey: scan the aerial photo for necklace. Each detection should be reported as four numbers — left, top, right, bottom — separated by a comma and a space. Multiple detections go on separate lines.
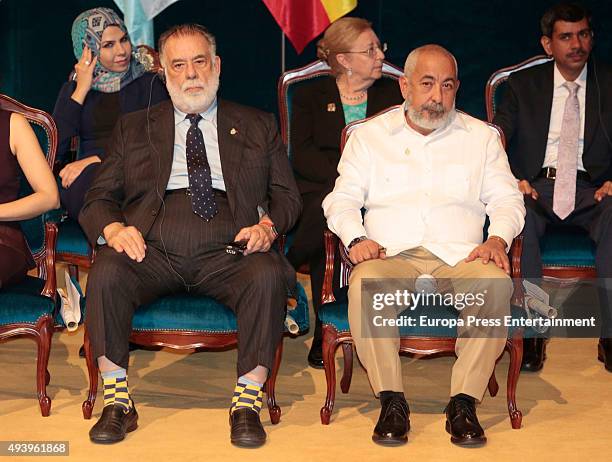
340, 91, 366, 101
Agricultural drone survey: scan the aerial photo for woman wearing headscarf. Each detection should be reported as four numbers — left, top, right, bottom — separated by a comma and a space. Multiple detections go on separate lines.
287, 18, 402, 367
0, 109, 59, 288
53, 7, 168, 220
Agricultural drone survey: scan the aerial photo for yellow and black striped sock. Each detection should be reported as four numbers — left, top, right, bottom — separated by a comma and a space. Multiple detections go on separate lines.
230, 377, 264, 415
101, 369, 132, 413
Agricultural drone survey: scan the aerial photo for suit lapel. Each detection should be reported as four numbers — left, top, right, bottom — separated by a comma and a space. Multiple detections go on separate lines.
584, 60, 599, 155
217, 99, 243, 216
535, 63, 555, 157
321, 78, 345, 137
147, 100, 175, 192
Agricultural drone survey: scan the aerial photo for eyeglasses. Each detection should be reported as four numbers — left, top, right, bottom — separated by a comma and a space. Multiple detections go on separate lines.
338, 43, 388, 58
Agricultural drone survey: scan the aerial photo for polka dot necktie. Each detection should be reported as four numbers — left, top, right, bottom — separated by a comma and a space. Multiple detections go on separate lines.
186, 113, 217, 220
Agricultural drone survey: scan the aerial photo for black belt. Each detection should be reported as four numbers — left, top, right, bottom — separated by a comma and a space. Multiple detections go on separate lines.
166, 187, 227, 197
538, 167, 591, 182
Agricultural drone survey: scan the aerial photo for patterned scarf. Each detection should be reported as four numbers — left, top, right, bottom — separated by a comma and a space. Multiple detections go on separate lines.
71, 7, 145, 93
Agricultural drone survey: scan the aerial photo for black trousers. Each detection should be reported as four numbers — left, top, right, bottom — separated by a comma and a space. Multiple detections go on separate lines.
85, 190, 294, 377
521, 177, 612, 335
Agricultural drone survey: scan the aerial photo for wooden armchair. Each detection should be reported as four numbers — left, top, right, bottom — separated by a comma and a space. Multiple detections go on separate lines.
317, 109, 525, 429
0, 94, 60, 416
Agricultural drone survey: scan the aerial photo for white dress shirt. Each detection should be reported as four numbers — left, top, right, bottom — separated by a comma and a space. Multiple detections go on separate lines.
167, 98, 226, 191
543, 63, 587, 172
323, 106, 526, 266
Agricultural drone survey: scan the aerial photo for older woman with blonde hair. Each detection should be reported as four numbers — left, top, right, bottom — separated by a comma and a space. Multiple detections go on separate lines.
287, 17, 402, 368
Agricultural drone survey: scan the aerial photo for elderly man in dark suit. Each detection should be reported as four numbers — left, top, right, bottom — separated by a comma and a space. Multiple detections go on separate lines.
79, 24, 301, 447
494, 2, 612, 372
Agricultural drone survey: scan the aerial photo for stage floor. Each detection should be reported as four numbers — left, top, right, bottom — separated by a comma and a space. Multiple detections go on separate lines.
1, 273, 611, 461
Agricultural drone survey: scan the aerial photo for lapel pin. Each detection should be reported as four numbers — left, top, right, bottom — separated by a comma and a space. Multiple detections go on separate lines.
405, 147, 411, 156
327, 103, 336, 112
230, 128, 237, 135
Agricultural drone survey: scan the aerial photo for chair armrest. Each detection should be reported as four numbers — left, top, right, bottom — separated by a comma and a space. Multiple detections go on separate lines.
321, 229, 337, 304
509, 235, 524, 307
338, 238, 353, 288
40, 222, 58, 298
321, 229, 355, 305
321, 230, 526, 307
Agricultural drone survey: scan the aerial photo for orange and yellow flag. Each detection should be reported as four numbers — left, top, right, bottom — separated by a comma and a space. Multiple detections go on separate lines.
263, 0, 358, 54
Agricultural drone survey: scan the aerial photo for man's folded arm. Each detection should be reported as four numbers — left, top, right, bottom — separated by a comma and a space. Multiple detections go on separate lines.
78, 117, 127, 245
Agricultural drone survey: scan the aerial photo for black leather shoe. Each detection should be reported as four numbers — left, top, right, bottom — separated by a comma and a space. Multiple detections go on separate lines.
597, 338, 612, 372
230, 408, 266, 448
307, 342, 324, 369
89, 404, 138, 444
372, 392, 410, 446
445, 397, 486, 446
522, 338, 546, 372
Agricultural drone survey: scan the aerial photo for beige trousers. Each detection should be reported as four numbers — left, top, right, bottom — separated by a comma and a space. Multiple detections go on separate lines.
348, 247, 511, 401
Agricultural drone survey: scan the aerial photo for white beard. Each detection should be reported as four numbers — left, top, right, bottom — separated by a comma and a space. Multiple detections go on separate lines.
166, 72, 220, 114
405, 98, 455, 131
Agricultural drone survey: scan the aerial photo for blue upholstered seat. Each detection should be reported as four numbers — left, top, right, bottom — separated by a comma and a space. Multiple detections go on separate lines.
540, 226, 596, 268
73, 282, 309, 334
56, 217, 91, 258
0, 276, 57, 326
131, 281, 310, 334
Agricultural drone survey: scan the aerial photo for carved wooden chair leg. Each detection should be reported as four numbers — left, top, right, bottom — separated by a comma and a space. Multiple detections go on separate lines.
82, 327, 98, 419
266, 340, 283, 424
340, 342, 353, 394
506, 334, 523, 429
487, 370, 499, 397
320, 325, 340, 425
36, 316, 53, 417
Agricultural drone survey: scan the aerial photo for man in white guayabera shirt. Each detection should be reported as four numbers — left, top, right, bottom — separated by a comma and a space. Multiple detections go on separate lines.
323, 44, 525, 448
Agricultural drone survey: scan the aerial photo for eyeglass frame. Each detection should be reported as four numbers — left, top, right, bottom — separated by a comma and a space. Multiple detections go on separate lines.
336, 42, 388, 58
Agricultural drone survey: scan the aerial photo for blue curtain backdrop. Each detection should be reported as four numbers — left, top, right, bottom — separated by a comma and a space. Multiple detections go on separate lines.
1, 0, 611, 118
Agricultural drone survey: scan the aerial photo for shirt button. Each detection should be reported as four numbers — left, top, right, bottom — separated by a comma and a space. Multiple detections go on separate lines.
151, 209, 157, 216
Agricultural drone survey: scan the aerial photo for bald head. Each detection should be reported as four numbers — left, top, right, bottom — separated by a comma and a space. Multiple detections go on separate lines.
403, 44, 458, 81
399, 44, 459, 135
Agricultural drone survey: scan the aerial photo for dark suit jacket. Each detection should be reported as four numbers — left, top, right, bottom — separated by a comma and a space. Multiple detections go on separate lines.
290, 76, 403, 195
493, 59, 612, 185
79, 99, 301, 245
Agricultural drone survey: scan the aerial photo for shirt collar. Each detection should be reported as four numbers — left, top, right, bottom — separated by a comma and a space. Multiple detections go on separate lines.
388, 102, 468, 136
553, 62, 587, 90
173, 97, 218, 126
